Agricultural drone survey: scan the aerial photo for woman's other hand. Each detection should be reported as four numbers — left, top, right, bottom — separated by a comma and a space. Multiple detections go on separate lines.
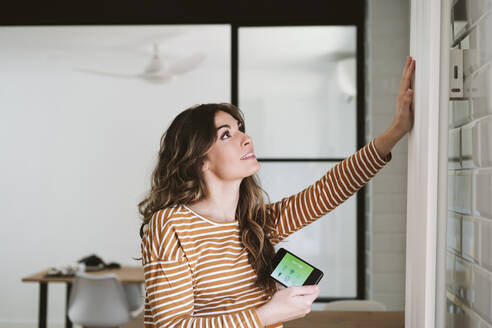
255, 285, 320, 326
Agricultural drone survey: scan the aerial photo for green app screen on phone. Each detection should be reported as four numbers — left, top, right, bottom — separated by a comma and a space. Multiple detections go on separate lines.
271, 252, 314, 286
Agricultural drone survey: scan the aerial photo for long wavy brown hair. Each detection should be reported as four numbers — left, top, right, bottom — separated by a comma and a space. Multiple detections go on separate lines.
138, 103, 278, 296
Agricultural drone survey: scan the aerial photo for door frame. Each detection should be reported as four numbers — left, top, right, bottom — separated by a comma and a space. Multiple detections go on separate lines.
406, 0, 450, 326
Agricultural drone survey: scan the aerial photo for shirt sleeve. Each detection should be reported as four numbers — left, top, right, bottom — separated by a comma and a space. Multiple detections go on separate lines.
268, 139, 391, 245
141, 209, 265, 328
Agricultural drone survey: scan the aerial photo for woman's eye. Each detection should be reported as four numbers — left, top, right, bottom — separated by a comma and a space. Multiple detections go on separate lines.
220, 131, 231, 140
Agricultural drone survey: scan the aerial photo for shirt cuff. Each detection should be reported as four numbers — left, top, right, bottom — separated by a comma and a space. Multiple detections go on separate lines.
369, 138, 392, 166
250, 308, 265, 328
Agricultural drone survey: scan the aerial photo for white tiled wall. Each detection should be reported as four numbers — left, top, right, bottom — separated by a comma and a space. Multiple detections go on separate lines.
364, 0, 409, 311
447, 0, 492, 326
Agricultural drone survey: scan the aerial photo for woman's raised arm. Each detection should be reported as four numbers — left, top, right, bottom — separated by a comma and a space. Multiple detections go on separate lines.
267, 56, 416, 244
266, 139, 390, 245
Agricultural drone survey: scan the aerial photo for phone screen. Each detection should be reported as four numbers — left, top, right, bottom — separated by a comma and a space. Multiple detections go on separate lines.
271, 252, 314, 286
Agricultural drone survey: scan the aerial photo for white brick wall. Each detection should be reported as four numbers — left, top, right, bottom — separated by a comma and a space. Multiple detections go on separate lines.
446, 0, 492, 326
365, 0, 409, 311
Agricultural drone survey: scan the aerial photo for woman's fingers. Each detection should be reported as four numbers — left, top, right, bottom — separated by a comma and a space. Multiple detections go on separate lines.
399, 57, 415, 100
403, 89, 414, 105
398, 61, 409, 99
402, 60, 413, 88
405, 59, 415, 82
289, 285, 320, 296
264, 285, 321, 324
392, 56, 416, 135
399, 56, 411, 86
401, 56, 411, 76
404, 59, 415, 86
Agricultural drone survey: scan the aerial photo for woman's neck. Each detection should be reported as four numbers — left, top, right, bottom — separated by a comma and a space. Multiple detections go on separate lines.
187, 199, 238, 223
187, 181, 241, 223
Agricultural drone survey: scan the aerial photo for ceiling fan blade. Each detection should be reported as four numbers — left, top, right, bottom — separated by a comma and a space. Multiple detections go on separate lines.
167, 53, 206, 75
143, 56, 165, 75
74, 67, 139, 79
140, 74, 175, 84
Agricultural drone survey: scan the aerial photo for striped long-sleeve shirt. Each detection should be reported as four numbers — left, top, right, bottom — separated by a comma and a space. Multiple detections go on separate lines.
140, 139, 391, 328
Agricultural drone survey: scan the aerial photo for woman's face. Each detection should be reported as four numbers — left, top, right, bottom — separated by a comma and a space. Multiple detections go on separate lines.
202, 110, 260, 181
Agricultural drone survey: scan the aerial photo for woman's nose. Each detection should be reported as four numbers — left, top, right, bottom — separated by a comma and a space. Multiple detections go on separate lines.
242, 133, 252, 146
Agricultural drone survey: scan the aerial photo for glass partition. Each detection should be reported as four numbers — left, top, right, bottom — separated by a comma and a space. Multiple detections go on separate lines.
257, 162, 357, 297
239, 26, 358, 298
239, 26, 357, 159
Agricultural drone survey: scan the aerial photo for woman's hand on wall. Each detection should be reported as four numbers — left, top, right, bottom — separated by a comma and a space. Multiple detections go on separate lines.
255, 285, 320, 326
374, 56, 416, 159
393, 55, 415, 136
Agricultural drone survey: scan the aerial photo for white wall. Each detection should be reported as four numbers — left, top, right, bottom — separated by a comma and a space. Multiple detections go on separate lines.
0, 25, 231, 327
364, 0, 410, 311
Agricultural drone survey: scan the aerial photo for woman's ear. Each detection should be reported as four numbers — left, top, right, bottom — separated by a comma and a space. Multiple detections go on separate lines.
200, 159, 209, 172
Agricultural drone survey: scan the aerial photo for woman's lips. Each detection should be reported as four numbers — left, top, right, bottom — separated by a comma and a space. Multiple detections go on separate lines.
240, 154, 256, 160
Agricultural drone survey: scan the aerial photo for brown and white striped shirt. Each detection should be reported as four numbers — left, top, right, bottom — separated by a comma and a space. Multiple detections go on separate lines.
140, 139, 391, 328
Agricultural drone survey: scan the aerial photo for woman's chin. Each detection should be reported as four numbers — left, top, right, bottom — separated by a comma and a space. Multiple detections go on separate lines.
249, 162, 261, 174
238, 160, 261, 178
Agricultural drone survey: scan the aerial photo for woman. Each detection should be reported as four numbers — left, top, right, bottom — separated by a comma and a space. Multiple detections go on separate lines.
139, 56, 416, 327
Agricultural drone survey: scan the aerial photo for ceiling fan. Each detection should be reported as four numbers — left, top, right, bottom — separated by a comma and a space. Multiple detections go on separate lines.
75, 43, 206, 84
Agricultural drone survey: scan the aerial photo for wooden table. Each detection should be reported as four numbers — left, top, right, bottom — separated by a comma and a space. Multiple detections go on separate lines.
284, 310, 405, 328
22, 266, 144, 328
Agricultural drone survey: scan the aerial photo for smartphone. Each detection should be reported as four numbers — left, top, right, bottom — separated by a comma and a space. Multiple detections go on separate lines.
270, 248, 324, 287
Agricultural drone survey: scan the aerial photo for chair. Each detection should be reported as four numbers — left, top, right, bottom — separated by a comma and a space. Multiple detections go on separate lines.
68, 272, 144, 327
122, 282, 145, 313
319, 300, 387, 311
